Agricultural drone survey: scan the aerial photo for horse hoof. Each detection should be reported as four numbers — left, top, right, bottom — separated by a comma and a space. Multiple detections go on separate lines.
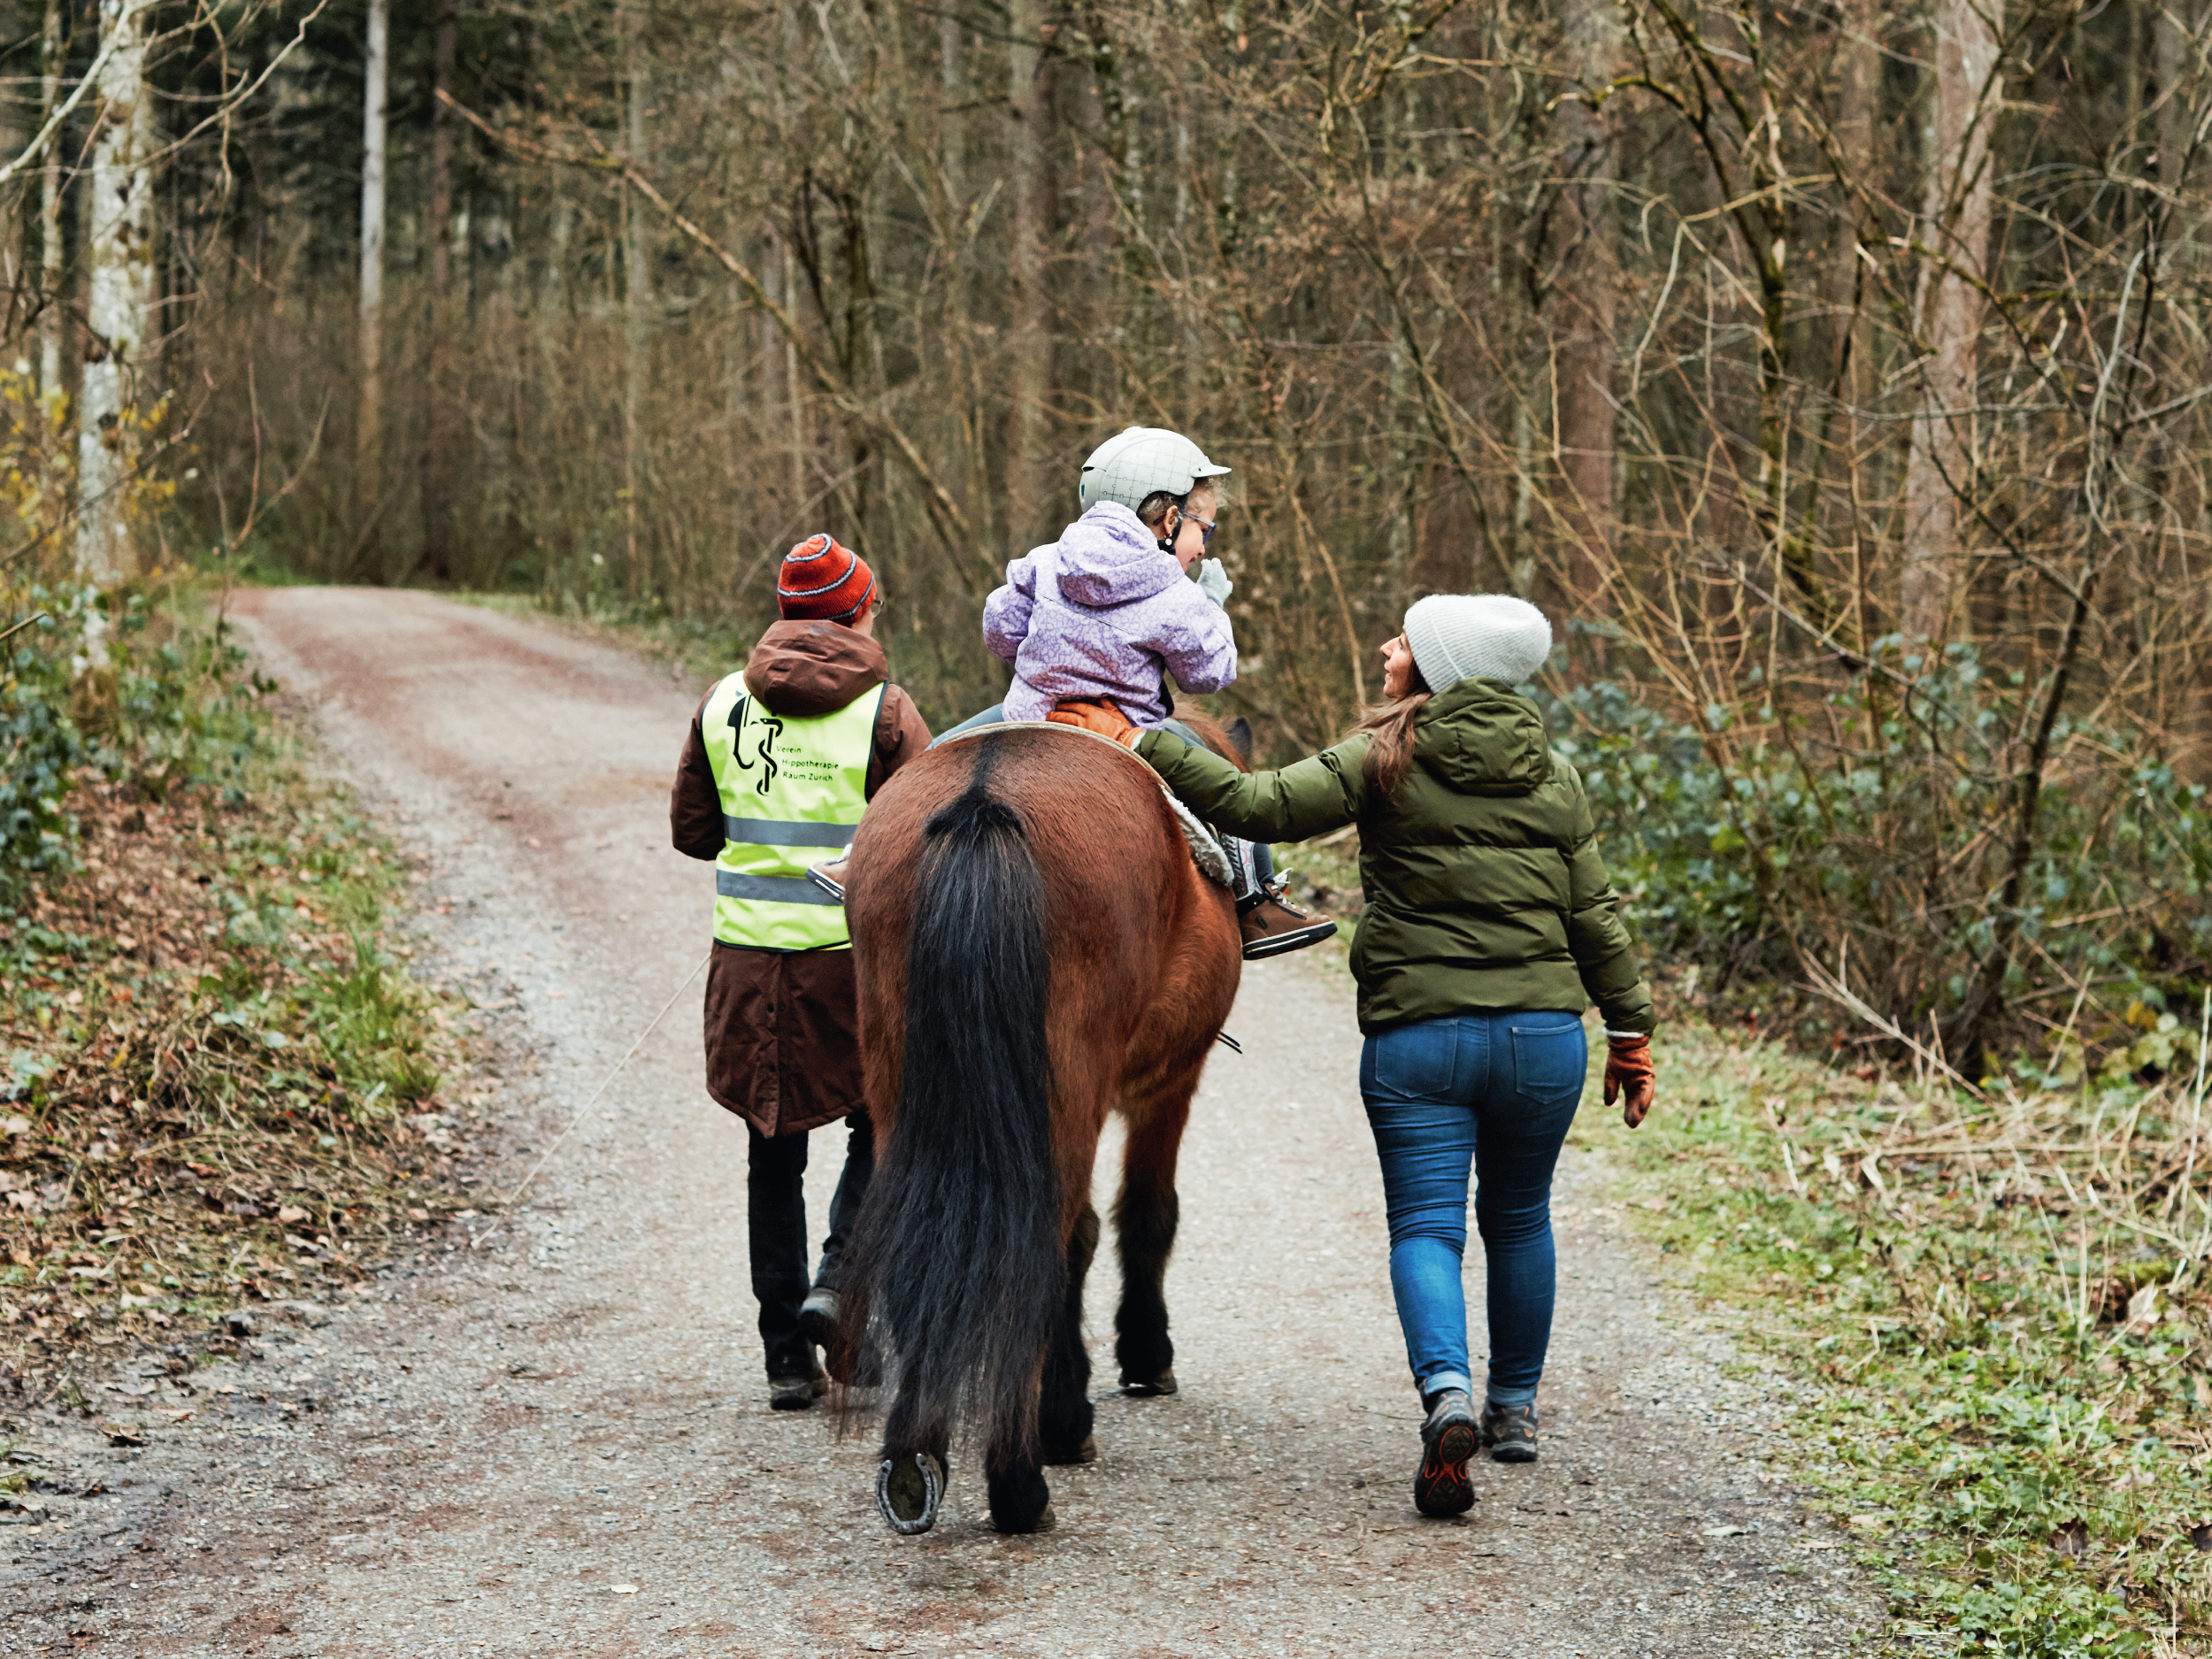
993, 1500, 1056, 1534
1121, 1368, 1178, 1397
876, 1451, 946, 1536
1042, 1432, 1098, 1466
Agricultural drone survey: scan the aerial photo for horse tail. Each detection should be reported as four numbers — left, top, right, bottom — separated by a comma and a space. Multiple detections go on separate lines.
846, 776, 1060, 1463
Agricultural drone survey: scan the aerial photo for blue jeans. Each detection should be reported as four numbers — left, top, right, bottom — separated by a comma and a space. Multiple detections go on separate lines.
932, 702, 1008, 746
1359, 1011, 1587, 1408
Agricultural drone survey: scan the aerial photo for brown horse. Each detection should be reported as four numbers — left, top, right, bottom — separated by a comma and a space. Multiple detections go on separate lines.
836, 718, 1246, 1535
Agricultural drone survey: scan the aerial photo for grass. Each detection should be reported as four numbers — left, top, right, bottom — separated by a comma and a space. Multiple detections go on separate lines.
0, 584, 479, 1387
1572, 1020, 2211, 1658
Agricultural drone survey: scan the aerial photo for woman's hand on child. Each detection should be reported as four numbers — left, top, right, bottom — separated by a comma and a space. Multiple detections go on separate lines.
1116, 727, 1146, 751
1604, 1034, 1656, 1128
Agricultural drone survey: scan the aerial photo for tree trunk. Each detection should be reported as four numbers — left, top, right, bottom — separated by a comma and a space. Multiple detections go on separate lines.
421, 0, 457, 583
2157, 0, 2201, 188
36, 0, 65, 399
75, 0, 156, 591
623, 10, 649, 599
1824, 0, 1878, 380
941, 7, 964, 205
357, 0, 388, 560
1006, 0, 1051, 544
1900, 0, 2003, 647
1548, 0, 1623, 620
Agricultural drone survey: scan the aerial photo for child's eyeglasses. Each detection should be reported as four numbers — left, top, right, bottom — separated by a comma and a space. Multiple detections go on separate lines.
1185, 513, 1217, 549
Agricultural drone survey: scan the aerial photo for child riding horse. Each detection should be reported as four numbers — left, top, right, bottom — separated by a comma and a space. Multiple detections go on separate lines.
834, 717, 1247, 1535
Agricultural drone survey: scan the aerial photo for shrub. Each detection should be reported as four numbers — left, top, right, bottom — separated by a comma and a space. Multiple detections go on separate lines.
1542, 649, 2212, 1075
0, 600, 82, 893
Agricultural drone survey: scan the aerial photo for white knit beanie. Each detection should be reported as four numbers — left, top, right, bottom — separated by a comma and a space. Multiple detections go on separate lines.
1402, 594, 1554, 691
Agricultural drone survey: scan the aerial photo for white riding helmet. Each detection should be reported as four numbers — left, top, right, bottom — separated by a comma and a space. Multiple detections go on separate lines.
1078, 426, 1232, 513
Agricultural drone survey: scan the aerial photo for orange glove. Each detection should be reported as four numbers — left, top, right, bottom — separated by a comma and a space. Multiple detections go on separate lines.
1604, 1033, 1655, 1128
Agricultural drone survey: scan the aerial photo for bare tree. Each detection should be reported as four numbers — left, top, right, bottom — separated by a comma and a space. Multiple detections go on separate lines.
75, 0, 157, 589
1006, 0, 1051, 545
624, 4, 650, 595
1900, 0, 2003, 645
37, 0, 65, 399
1547, 0, 1624, 618
357, 0, 388, 549
421, 0, 457, 581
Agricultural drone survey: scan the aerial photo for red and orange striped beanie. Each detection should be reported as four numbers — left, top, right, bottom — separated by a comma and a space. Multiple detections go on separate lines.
776, 534, 877, 624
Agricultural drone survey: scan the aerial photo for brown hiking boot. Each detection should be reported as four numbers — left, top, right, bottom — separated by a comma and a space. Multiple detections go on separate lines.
1239, 879, 1338, 960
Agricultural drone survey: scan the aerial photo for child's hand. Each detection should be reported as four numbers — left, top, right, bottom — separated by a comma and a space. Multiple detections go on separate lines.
1197, 557, 1233, 607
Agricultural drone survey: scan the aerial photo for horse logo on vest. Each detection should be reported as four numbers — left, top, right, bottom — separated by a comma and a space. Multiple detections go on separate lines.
725, 694, 784, 796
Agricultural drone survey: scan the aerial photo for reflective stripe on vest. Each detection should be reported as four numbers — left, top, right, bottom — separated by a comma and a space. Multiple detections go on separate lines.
702, 672, 887, 950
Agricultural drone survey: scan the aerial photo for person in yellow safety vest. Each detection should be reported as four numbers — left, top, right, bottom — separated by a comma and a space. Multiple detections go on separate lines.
668, 534, 933, 1410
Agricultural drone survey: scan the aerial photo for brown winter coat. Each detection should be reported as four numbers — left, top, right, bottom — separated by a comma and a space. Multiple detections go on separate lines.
670, 620, 933, 1137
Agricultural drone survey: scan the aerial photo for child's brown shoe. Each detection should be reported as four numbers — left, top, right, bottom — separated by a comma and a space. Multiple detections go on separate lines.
1239, 884, 1337, 959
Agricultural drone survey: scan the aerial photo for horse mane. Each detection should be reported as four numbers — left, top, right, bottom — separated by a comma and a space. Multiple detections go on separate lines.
1171, 710, 1252, 772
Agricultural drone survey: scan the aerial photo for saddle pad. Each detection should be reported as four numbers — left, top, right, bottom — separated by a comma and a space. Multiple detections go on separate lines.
933, 721, 1235, 889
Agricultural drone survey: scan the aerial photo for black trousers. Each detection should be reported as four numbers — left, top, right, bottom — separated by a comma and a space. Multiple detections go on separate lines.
747, 1110, 875, 1380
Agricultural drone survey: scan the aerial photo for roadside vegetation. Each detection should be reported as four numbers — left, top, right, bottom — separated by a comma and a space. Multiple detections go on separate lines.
1584, 1014, 2210, 1658
1, 574, 477, 1397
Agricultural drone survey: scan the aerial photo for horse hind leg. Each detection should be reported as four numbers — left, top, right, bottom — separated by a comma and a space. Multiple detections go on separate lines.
985, 1437, 1054, 1534
875, 1376, 951, 1535
986, 1202, 1099, 1534
1040, 1203, 1101, 1465
1113, 1107, 1188, 1396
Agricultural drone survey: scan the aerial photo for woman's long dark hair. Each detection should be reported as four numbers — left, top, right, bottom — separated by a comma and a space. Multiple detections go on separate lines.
1350, 658, 1432, 799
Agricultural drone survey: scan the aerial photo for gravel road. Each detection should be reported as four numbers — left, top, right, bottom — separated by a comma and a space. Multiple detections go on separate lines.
2, 588, 1884, 1656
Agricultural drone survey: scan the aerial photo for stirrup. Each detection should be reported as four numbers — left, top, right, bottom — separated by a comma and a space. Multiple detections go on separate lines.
1238, 868, 1339, 960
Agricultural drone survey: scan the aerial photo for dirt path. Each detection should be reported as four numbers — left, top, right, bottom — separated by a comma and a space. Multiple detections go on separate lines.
3, 589, 1882, 1657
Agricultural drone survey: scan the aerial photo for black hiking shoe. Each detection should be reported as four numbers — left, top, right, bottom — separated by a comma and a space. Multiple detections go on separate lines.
1238, 877, 1338, 961
1482, 1400, 1540, 1463
1414, 1388, 1478, 1517
768, 1371, 827, 1411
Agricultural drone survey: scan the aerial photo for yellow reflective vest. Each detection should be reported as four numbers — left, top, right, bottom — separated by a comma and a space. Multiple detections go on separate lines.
701, 672, 885, 950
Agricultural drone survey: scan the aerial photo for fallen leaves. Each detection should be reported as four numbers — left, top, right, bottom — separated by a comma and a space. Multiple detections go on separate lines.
2, 746, 485, 1380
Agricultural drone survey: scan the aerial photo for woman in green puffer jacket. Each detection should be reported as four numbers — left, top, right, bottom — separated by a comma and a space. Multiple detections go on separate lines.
1123, 593, 1658, 1520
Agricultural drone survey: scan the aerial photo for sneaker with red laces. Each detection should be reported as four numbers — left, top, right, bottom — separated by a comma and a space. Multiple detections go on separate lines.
1413, 1388, 1478, 1517
1481, 1400, 1540, 1463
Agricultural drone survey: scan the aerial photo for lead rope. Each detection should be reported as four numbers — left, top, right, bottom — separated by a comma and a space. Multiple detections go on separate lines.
471, 948, 712, 1251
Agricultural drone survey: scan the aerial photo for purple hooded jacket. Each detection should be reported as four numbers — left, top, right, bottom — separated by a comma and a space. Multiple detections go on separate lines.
982, 503, 1238, 727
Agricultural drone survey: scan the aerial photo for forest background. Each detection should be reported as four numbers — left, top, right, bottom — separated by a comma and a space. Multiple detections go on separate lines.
6, 0, 2205, 1078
